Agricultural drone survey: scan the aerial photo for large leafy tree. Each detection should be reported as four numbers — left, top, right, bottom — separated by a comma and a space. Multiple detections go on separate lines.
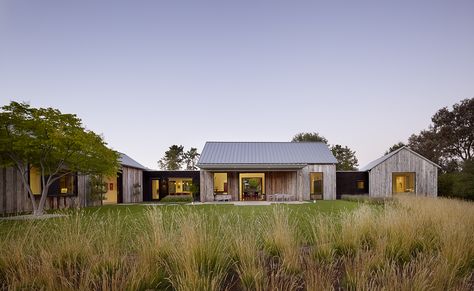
158, 145, 184, 170
331, 144, 359, 170
431, 98, 474, 162
183, 147, 200, 170
291, 132, 328, 143
0, 101, 120, 215
291, 132, 359, 170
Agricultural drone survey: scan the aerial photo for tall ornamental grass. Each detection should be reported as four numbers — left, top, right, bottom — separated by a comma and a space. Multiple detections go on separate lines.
0, 195, 473, 290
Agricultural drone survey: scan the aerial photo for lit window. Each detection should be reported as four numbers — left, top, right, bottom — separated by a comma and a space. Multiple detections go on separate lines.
59, 173, 76, 195
310, 172, 323, 195
213, 173, 228, 194
392, 173, 416, 193
29, 167, 42, 195
356, 180, 365, 189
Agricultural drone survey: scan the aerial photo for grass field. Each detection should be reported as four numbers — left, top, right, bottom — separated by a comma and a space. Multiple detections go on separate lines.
0, 197, 473, 290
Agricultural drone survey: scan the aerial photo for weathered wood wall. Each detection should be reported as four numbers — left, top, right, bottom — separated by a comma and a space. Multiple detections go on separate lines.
266, 171, 298, 198
200, 170, 214, 202
0, 167, 89, 215
301, 165, 337, 200
198, 167, 337, 202
121, 167, 143, 203
368, 148, 438, 197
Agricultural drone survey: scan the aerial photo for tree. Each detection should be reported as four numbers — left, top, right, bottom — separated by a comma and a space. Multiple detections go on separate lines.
291, 132, 359, 170
158, 145, 184, 170
331, 144, 359, 170
408, 128, 447, 170
385, 142, 406, 155
0, 101, 120, 215
431, 98, 474, 162
183, 147, 200, 170
89, 174, 108, 206
291, 132, 328, 143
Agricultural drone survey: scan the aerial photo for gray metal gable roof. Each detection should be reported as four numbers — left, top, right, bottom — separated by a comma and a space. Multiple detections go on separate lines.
197, 142, 337, 167
119, 153, 148, 170
360, 146, 441, 171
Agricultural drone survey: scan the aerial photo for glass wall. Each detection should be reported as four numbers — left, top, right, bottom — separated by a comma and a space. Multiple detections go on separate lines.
213, 173, 228, 194
392, 173, 416, 193
310, 172, 323, 199
168, 178, 193, 195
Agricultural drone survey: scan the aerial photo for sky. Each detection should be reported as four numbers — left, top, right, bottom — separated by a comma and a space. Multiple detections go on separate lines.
1, 0, 473, 169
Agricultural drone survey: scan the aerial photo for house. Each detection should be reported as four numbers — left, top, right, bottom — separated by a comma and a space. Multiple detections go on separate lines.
0, 143, 441, 214
0, 152, 147, 214
336, 146, 439, 197
101, 153, 148, 204
360, 146, 440, 197
197, 142, 338, 201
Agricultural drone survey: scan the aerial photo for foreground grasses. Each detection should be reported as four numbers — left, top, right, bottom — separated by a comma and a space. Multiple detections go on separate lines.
0, 197, 473, 290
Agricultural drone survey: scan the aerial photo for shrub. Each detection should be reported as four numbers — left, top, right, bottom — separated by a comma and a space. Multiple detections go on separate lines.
159, 195, 193, 203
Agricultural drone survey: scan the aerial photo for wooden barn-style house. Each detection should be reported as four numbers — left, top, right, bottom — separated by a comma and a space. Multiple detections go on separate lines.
0, 143, 440, 214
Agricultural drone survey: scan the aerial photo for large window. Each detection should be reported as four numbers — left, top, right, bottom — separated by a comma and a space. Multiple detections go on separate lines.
168, 178, 193, 195
310, 172, 323, 199
59, 173, 76, 195
213, 173, 228, 194
392, 173, 416, 193
29, 167, 42, 195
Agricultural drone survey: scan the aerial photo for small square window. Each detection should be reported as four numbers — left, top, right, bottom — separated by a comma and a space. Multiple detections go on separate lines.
356, 180, 365, 189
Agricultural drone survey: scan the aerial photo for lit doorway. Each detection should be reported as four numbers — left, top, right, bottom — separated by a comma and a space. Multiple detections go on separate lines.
239, 173, 265, 201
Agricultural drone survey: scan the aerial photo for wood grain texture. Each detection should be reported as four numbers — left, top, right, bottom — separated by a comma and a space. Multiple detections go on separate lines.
368, 148, 438, 197
200, 170, 214, 202
304, 165, 337, 200
266, 171, 298, 200
121, 167, 143, 203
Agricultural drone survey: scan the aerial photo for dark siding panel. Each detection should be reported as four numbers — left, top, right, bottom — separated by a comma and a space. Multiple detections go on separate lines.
336, 171, 369, 197
143, 171, 200, 201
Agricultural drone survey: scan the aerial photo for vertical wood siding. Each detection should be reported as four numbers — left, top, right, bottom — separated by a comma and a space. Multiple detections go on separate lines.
121, 167, 143, 203
266, 171, 298, 199
368, 148, 438, 198
198, 167, 336, 202
200, 170, 213, 202
303, 165, 337, 200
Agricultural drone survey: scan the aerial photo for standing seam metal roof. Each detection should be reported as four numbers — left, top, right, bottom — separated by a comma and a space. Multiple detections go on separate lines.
359, 146, 441, 171
197, 142, 338, 166
119, 153, 148, 170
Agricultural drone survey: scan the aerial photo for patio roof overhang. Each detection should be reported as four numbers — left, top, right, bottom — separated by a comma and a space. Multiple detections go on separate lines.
197, 163, 306, 171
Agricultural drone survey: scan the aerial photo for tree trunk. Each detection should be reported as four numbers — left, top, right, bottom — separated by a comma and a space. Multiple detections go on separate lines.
35, 187, 50, 216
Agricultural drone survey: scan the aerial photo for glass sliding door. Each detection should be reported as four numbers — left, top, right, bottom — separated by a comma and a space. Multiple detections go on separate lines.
239, 173, 265, 201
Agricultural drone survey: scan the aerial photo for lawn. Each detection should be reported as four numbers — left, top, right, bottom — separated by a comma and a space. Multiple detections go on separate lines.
0, 197, 473, 290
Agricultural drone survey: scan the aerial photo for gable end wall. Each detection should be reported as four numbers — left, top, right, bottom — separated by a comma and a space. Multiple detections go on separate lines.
368, 149, 438, 198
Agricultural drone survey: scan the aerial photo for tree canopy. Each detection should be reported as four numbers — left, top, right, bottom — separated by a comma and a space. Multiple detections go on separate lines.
291, 132, 328, 143
158, 145, 200, 170
331, 144, 359, 170
291, 132, 358, 170
385, 142, 406, 155
0, 101, 120, 215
